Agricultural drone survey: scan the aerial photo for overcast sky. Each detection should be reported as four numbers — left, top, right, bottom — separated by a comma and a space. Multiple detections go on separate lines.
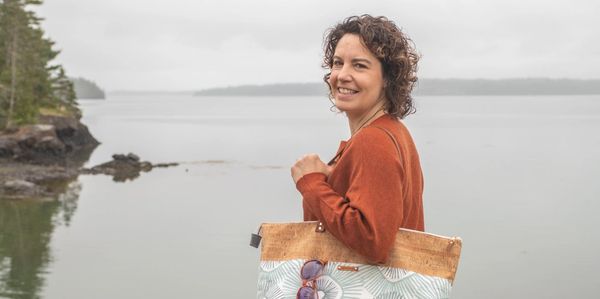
36, 0, 600, 91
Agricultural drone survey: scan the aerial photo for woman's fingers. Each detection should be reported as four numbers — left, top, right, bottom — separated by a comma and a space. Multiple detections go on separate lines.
291, 153, 329, 181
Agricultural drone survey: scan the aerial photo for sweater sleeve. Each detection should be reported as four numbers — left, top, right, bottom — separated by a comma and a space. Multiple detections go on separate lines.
295, 128, 405, 264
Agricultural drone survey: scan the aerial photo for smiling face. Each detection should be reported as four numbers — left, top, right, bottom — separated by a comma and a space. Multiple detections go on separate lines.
328, 34, 386, 118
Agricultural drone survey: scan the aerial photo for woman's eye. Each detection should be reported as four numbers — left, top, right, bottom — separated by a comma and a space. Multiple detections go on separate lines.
333, 61, 342, 67
354, 63, 366, 69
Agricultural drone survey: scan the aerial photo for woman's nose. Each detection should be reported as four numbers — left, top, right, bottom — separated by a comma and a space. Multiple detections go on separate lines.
337, 64, 352, 82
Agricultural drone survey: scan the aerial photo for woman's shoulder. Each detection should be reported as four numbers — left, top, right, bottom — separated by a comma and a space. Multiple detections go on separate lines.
355, 114, 406, 141
366, 114, 416, 145
368, 114, 410, 132
353, 125, 394, 143
349, 114, 418, 158
339, 126, 403, 171
347, 124, 398, 156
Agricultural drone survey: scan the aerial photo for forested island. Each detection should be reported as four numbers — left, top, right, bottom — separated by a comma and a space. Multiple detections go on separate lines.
71, 77, 105, 99
194, 78, 600, 96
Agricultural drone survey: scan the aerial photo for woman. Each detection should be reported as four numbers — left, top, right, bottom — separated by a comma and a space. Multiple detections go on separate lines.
291, 15, 423, 264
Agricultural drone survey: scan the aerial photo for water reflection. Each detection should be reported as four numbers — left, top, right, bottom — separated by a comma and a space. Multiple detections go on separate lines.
0, 180, 81, 299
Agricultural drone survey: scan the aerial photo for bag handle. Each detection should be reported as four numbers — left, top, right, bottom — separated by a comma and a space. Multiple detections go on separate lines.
250, 225, 263, 248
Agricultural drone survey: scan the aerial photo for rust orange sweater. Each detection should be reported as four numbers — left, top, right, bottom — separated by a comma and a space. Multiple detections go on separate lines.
296, 114, 424, 264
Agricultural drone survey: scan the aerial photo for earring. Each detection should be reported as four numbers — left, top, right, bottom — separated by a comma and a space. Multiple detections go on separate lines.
328, 94, 341, 113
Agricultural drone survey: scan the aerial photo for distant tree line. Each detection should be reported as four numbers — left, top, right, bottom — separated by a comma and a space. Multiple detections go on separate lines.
71, 77, 105, 99
194, 83, 328, 97
194, 78, 600, 97
0, 0, 79, 129
414, 78, 600, 95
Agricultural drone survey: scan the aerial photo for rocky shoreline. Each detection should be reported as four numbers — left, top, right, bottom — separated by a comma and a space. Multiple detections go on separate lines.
0, 114, 99, 165
0, 115, 178, 200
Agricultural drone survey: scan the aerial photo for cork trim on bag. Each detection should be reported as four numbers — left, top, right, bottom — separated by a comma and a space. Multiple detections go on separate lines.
259, 221, 462, 282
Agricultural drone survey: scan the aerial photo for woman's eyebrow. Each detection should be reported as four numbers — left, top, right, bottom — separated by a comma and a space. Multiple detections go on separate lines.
333, 56, 372, 65
352, 58, 372, 65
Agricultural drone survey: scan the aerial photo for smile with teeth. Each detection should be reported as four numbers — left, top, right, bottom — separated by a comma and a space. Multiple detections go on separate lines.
338, 87, 358, 95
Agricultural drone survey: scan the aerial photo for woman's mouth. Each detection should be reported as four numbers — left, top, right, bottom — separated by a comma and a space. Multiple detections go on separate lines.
337, 87, 358, 95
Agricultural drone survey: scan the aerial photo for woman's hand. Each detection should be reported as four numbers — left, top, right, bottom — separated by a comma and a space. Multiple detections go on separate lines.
291, 154, 333, 184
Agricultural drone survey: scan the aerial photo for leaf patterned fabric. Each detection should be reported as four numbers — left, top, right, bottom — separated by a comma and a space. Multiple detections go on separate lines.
257, 260, 452, 299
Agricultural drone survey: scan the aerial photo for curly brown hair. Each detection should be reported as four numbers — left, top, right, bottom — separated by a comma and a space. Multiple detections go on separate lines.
323, 15, 420, 119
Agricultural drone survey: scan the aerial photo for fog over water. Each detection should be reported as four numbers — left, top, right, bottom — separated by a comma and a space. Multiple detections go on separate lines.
2, 95, 599, 298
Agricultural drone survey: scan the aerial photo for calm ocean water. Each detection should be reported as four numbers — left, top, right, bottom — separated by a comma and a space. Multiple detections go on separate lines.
1, 94, 599, 298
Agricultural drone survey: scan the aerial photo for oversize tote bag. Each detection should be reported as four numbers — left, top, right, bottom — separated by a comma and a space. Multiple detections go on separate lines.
252, 221, 462, 299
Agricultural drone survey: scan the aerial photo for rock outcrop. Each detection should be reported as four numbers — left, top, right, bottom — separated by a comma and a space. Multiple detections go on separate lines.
81, 153, 178, 182
0, 116, 178, 200
0, 114, 99, 165
0, 115, 98, 199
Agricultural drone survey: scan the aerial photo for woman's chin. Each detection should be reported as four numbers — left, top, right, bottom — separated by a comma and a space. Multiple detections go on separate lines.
334, 100, 355, 112
335, 105, 351, 113
335, 105, 369, 118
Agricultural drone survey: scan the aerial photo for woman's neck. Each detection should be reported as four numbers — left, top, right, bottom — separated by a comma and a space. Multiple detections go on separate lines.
348, 104, 386, 137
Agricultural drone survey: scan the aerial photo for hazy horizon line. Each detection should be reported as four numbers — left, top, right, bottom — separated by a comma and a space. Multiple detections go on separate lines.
106, 77, 600, 94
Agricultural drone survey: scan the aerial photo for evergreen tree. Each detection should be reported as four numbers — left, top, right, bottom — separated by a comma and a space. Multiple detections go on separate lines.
51, 66, 81, 118
0, 0, 79, 129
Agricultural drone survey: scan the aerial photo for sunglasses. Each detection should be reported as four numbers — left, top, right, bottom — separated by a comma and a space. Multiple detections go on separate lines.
297, 259, 327, 299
